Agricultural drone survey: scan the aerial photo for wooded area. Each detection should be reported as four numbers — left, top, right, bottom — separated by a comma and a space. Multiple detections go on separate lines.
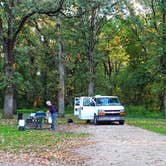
0, 0, 166, 118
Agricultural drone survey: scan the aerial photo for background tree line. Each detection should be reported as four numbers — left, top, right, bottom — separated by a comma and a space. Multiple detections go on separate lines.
0, 0, 166, 118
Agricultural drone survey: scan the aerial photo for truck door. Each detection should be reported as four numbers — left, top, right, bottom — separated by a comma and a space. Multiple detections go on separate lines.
79, 97, 95, 120
74, 97, 80, 116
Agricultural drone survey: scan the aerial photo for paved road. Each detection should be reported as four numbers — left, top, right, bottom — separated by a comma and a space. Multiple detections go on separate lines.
74, 124, 166, 166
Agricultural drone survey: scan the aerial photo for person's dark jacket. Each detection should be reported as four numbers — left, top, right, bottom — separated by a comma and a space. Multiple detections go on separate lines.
49, 105, 56, 114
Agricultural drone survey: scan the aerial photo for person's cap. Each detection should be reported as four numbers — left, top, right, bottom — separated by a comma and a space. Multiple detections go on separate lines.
46, 101, 51, 106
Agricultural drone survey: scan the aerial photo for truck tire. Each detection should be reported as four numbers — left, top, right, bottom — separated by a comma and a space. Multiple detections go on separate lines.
94, 116, 98, 125
119, 120, 124, 125
86, 120, 91, 123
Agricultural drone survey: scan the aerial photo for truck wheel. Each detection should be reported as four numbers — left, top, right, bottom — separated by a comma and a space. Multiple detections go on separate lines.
86, 120, 91, 123
119, 120, 124, 125
94, 116, 98, 125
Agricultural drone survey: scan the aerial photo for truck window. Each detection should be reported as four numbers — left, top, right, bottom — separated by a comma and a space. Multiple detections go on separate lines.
83, 98, 91, 106
75, 98, 80, 106
96, 97, 121, 106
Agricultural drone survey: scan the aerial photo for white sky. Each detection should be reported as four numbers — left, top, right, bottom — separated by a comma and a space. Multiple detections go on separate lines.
132, 0, 149, 15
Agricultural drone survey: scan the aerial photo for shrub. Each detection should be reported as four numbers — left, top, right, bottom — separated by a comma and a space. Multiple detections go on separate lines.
125, 105, 163, 119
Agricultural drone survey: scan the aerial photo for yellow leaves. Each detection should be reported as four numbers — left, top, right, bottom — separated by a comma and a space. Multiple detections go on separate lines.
76, 54, 82, 62
64, 54, 82, 63
76, 54, 81, 59
64, 56, 72, 62
12, 63, 17, 70
114, 36, 121, 43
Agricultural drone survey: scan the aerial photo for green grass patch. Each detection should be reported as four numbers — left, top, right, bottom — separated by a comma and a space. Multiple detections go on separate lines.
0, 124, 87, 153
125, 105, 166, 135
17, 108, 46, 114
0, 113, 88, 154
126, 118, 166, 135
17, 107, 74, 114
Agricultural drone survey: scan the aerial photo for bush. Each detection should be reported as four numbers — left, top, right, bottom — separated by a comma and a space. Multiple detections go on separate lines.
65, 107, 74, 114
17, 108, 46, 114
125, 105, 163, 119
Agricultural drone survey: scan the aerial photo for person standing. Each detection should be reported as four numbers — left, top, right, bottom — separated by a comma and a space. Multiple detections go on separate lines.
46, 101, 56, 130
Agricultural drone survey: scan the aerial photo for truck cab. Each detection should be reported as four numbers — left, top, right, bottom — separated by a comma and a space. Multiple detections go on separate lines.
93, 96, 125, 125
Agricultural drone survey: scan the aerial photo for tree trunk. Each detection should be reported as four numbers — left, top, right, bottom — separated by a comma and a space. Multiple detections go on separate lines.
2, 36, 15, 118
0, 2, 16, 118
3, 54, 15, 118
161, 0, 166, 117
57, 15, 65, 117
88, 8, 96, 96
3, 86, 14, 118
88, 51, 95, 96
164, 79, 166, 118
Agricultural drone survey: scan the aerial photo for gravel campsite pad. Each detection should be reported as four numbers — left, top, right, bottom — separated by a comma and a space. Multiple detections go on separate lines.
73, 124, 166, 166
1, 124, 166, 166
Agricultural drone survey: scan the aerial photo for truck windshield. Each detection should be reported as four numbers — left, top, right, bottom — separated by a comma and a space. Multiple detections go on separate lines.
95, 97, 121, 106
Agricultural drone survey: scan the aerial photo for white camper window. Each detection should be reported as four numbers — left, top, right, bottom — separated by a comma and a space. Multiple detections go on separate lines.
75, 98, 80, 106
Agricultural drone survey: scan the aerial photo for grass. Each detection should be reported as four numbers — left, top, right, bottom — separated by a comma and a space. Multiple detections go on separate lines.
125, 105, 164, 119
0, 125, 57, 153
17, 108, 46, 113
124, 105, 166, 135
0, 111, 88, 154
126, 118, 166, 135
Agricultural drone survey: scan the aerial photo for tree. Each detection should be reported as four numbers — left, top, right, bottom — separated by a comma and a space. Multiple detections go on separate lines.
131, 0, 166, 115
56, 14, 65, 117
160, 0, 166, 117
0, 0, 64, 118
77, 0, 118, 96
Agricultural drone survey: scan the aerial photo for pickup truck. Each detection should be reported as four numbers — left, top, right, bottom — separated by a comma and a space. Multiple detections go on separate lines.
74, 95, 125, 125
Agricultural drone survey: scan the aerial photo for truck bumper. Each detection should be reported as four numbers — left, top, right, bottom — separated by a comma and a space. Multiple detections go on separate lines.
97, 116, 125, 122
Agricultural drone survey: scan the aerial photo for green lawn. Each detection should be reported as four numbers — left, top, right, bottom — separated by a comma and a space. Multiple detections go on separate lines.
124, 105, 166, 135
0, 112, 88, 154
126, 118, 166, 135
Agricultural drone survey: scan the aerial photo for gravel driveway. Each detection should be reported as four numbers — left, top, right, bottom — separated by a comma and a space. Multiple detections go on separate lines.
73, 124, 166, 166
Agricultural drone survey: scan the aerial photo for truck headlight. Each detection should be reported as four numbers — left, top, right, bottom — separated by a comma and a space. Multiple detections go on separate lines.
98, 109, 105, 116
120, 109, 125, 116
98, 109, 105, 113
